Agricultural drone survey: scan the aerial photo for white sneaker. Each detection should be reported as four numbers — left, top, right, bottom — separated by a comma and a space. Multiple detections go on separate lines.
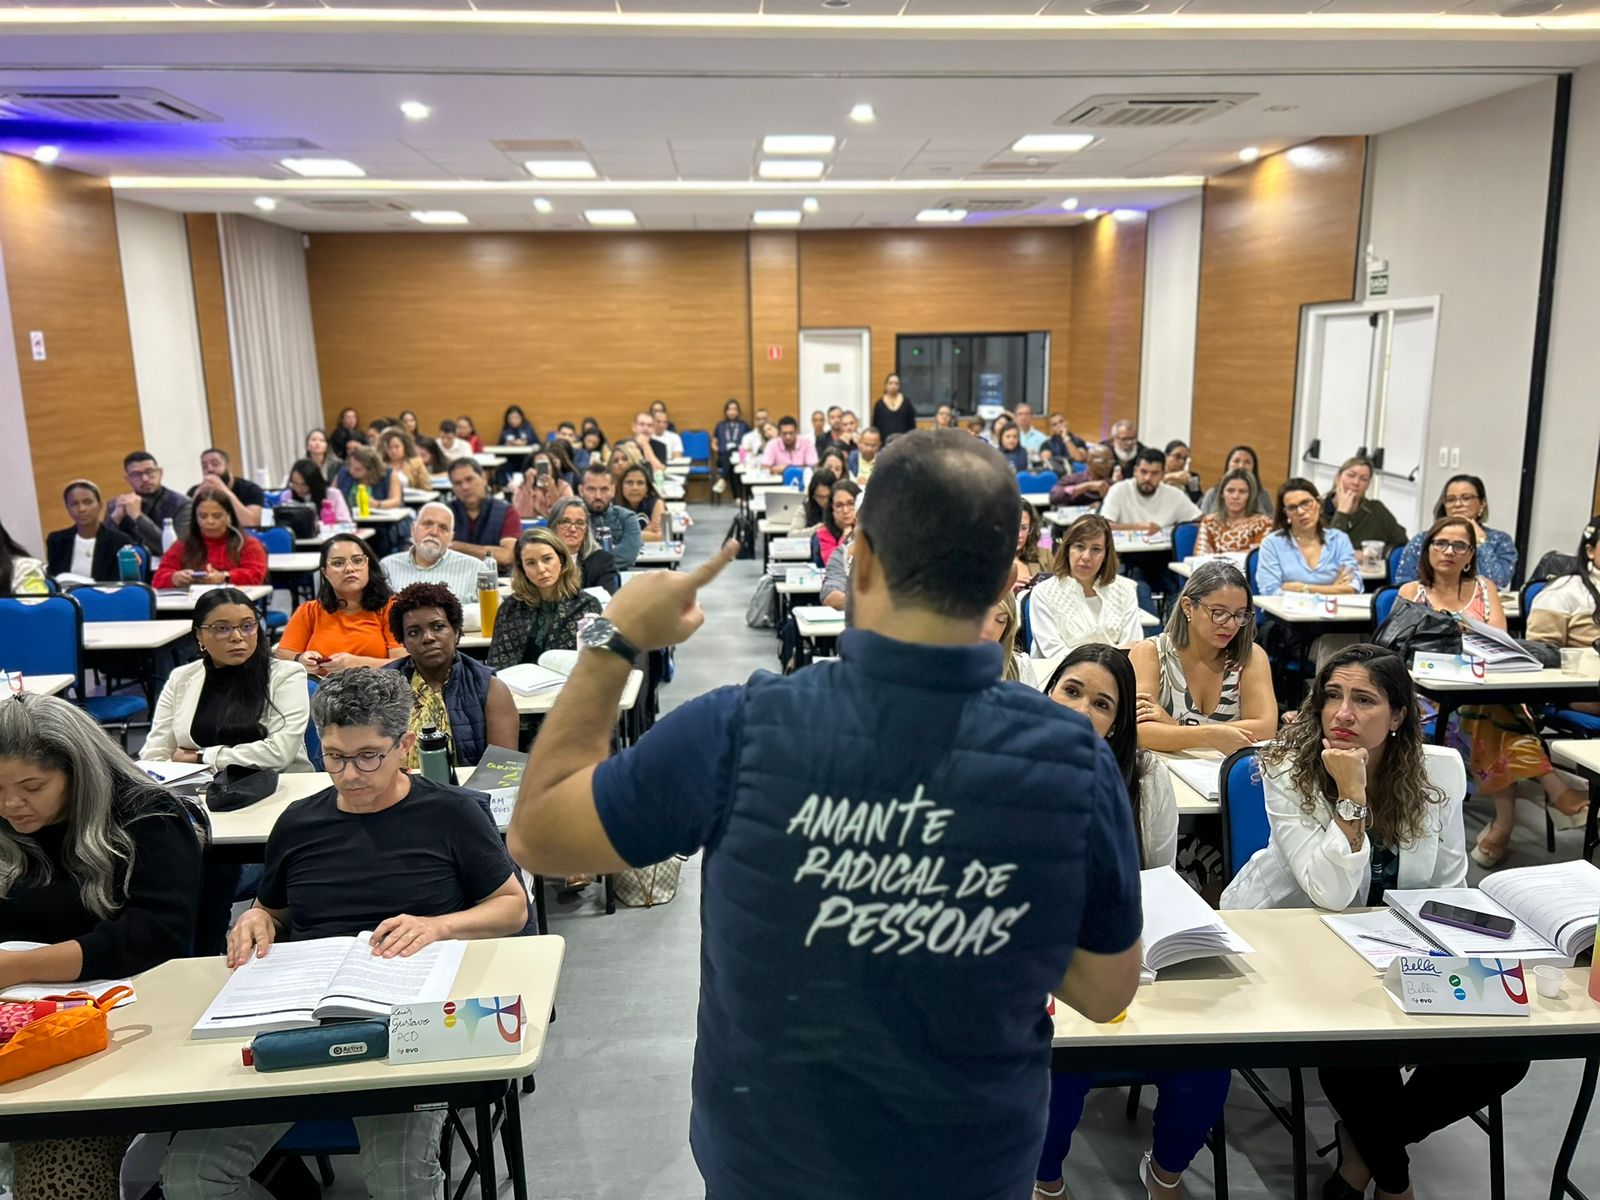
712, 477, 727, 495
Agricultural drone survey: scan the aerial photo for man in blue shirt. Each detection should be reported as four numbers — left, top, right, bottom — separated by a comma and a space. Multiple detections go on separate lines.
508, 430, 1143, 1200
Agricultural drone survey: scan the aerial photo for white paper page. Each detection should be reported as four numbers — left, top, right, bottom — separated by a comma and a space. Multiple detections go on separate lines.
1321, 912, 1438, 972
133, 759, 212, 785
1386, 888, 1559, 958
192, 938, 353, 1036
495, 663, 568, 695
1138, 867, 1252, 973
1165, 759, 1221, 801
0, 941, 136, 1004
793, 606, 846, 623
316, 935, 466, 1017
1481, 860, 1600, 958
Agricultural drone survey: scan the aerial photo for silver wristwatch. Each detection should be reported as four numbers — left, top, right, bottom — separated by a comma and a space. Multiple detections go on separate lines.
578, 617, 640, 666
1335, 797, 1369, 822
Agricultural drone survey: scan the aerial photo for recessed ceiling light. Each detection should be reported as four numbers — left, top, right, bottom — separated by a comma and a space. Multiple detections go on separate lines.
32, 145, 60, 164
526, 159, 598, 180
1501, 0, 1560, 14
762, 135, 837, 156
849, 103, 876, 124
759, 159, 826, 180
532, 197, 554, 214
399, 100, 431, 121
802, 197, 820, 213
1112, 208, 1142, 221
1010, 134, 1095, 154
1286, 145, 1323, 167
753, 210, 803, 226
823, 0, 850, 7
1061, 196, 1079, 211
1238, 146, 1261, 163
584, 209, 637, 227
1084, 208, 1102, 219
916, 208, 967, 223
280, 157, 365, 178
410, 210, 469, 225
1088, 0, 1149, 12
253, 196, 278, 211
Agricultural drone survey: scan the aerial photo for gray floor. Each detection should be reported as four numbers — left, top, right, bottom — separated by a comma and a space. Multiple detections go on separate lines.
327, 502, 1597, 1200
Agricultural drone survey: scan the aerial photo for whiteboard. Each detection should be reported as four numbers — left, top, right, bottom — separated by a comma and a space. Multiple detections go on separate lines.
1312, 312, 1377, 468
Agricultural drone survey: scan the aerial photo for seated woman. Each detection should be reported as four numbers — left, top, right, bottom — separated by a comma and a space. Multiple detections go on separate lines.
609, 439, 645, 486
1394, 474, 1517, 588
333, 443, 403, 511
1161, 439, 1203, 503
1, 520, 46, 596
1129, 561, 1277, 754
1049, 444, 1115, 507
152, 490, 268, 589
1323, 455, 1408, 557
303, 427, 341, 481
996, 423, 1029, 473
1037, 646, 1220, 1200
45, 479, 135, 583
1198, 445, 1273, 517
513, 447, 575, 520
791, 470, 835, 536
385, 582, 519, 768
1399, 518, 1587, 867
499, 404, 537, 447
619, 464, 667, 543
279, 458, 352, 527
380, 426, 434, 492
817, 447, 851, 486
573, 427, 607, 471
1221, 644, 1524, 1200
1194, 469, 1273, 555
145, 588, 311, 772
1257, 479, 1362, 596
816, 479, 861, 566
1029, 515, 1143, 657
548, 497, 621, 594
487, 528, 603, 669
456, 415, 484, 454
1527, 515, 1599, 716
1014, 502, 1051, 588
0, 694, 202, 1200
983, 590, 1035, 687
276, 532, 403, 676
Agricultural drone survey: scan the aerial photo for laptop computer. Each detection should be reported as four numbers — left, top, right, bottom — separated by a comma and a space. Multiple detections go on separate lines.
764, 489, 805, 525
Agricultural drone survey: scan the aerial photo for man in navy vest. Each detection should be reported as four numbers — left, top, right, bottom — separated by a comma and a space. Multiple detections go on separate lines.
508, 429, 1143, 1200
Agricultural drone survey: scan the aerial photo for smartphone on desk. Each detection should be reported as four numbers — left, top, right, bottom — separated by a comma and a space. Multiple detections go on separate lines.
1418, 900, 1515, 939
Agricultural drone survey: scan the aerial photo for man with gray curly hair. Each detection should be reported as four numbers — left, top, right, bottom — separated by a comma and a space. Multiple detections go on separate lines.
163, 669, 528, 1200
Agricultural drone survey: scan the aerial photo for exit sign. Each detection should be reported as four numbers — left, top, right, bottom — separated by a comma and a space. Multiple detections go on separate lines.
767, 344, 783, 361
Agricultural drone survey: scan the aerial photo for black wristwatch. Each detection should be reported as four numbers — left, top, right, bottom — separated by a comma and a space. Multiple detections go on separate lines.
579, 617, 640, 666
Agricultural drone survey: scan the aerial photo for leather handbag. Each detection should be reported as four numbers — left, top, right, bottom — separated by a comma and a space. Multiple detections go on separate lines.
206, 765, 280, 813
0, 986, 134, 1084
1372, 597, 1462, 660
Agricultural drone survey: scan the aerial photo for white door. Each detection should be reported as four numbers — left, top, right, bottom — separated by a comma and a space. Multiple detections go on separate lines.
799, 329, 870, 430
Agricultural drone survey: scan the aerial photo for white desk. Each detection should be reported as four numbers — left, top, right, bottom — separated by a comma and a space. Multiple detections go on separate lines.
268, 552, 323, 575
82, 620, 190, 652
349, 508, 410, 524
634, 542, 686, 568
155, 585, 272, 614
776, 579, 823, 597
1550, 739, 1600, 863
19, 673, 74, 697
1253, 593, 1376, 626
473, 452, 505, 468
1043, 506, 1097, 529
769, 537, 814, 563
1172, 559, 1388, 583
509, 668, 642, 717
796, 612, 846, 640
758, 518, 793, 537
1112, 534, 1172, 555
1153, 748, 1222, 816
1021, 492, 1052, 508
481, 444, 534, 457
1413, 649, 1600, 746
295, 527, 375, 546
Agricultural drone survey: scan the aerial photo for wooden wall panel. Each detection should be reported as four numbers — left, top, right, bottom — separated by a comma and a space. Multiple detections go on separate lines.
1191, 136, 1367, 491
0, 156, 142, 530
306, 232, 750, 439
748, 231, 799, 417
797, 229, 1073, 417
185, 214, 239, 462
1066, 214, 1147, 442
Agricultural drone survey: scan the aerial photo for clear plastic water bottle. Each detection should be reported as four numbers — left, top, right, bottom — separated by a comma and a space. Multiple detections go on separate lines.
116, 545, 141, 583
161, 518, 178, 552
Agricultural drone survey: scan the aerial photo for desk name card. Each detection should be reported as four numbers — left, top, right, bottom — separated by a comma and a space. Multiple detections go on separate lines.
1382, 956, 1529, 1016
389, 995, 525, 1064
1412, 653, 1489, 683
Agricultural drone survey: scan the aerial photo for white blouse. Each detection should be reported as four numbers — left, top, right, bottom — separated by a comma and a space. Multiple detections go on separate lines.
1136, 751, 1179, 871
143, 658, 313, 772
1028, 573, 1144, 659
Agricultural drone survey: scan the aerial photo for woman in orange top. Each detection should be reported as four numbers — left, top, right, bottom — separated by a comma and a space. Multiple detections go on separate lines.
274, 532, 403, 677
152, 490, 268, 588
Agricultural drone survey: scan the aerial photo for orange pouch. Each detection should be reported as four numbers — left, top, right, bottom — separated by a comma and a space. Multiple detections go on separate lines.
0, 986, 133, 1084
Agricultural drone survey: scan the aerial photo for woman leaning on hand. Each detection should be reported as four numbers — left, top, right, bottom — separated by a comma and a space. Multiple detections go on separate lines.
1221, 644, 1525, 1200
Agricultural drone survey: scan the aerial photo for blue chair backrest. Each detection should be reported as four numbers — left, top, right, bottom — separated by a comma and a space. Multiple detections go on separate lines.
1374, 585, 1400, 628
1218, 746, 1267, 884
1244, 548, 1260, 595
1016, 471, 1059, 495
0, 595, 82, 680
1172, 521, 1200, 561
680, 430, 711, 462
68, 583, 156, 622
303, 677, 323, 770
783, 465, 807, 489
127, 544, 151, 582
1521, 578, 1548, 617
1020, 590, 1034, 652
250, 527, 295, 555
1386, 545, 1405, 585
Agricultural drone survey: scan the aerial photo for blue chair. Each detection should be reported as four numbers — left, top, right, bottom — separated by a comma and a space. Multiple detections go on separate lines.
1520, 578, 1548, 619
250, 526, 295, 555
1172, 521, 1200, 562
1244, 548, 1260, 596
1373, 585, 1401, 629
66, 583, 156, 622
1019, 590, 1034, 653
810, 530, 825, 569
1016, 470, 1059, 495
680, 429, 712, 479
0, 596, 147, 745
127, 544, 151, 583
1387, 545, 1405, 585
303, 677, 323, 770
783, 465, 807, 490
1218, 746, 1267, 884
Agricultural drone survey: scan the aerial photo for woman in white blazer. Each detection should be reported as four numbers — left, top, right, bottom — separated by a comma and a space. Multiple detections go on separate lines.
1221, 644, 1524, 1200
143, 588, 313, 773
1028, 514, 1144, 659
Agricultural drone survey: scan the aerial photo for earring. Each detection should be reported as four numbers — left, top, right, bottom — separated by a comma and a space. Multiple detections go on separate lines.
1390, 728, 1398, 738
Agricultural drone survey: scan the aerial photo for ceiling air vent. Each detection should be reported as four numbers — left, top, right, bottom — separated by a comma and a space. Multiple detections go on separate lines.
296, 199, 409, 214
0, 87, 222, 124
974, 161, 1051, 175
224, 137, 322, 151
956, 197, 1043, 212
492, 139, 587, 153
1055, 93, 1256, 129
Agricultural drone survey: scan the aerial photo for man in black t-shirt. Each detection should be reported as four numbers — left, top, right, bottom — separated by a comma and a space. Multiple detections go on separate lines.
185, 447, 267, 528
163, 670, 528, 1200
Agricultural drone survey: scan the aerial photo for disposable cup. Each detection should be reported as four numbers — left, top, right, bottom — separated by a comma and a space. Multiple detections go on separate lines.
1534, 965, 1565, 999
1561, 648, 1585, 675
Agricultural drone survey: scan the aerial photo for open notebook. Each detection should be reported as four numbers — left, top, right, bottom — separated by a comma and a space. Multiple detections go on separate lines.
495, 663, 568, 696
1139, 867, 1254, 981
0, 941, 135, 1005
1461, 615, 1544, 672
192, 934, 464, 1039
1382, 860, 1600, 964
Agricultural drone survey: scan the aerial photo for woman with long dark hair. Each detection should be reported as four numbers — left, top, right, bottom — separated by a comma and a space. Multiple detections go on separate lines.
304, 428, 340, 480
275, 532, 402, 675
791, 469, 836, 536
1527, 515, 1600, 700
329, 407, 364, 459
1198, 444, 1272, 517
713, 399, 751, 495
499, 405, 538, 447
1394, 474, 1517, 588
817, 479, 860, 566
0, 519, 45, 597
151, 490, 267, 589
280, 458, 353, 527
618, 464, 667, 542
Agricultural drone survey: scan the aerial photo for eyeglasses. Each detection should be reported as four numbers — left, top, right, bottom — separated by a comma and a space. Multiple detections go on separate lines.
326, 555, 368, 570
1431, 539, 1473, 555
325, 742, 398, 774
1198, 605, 1253, 628
553, 518, 588, 532
126, 467, 161, 480
1284, 499, 1319, 515
199, 621, 258, 639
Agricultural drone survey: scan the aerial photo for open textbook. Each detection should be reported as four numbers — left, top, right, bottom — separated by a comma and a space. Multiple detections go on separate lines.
192, 933, 464, 1039
1461, 615, 1544, 672
1139, 867, 1254, 981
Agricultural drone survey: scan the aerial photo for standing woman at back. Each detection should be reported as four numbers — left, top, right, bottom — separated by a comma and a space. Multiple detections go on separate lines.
872, 373, 918, 443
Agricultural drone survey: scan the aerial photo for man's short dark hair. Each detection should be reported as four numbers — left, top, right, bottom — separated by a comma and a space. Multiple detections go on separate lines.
448, 458, 484, 479
202, 447, 230, 463
827, 406, 841, 416
439, 419, 457, 434
778, 416, 798, 430
583, 462, 612, 481
389, 581, 464, 643
1135, 448, 1167, 469
123, 451, 156, 470
856, 430, 1018, 621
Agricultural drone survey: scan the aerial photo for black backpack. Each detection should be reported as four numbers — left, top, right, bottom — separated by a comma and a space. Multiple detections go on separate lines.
725, 510, 756, 560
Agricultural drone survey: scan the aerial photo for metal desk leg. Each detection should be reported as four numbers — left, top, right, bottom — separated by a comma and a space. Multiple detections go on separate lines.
1290, 1068, 1307, 1200
1430, 698, 1457, 746
500, 1083, 529, 1200
531, 874, 548, 935
1551, 1056, 1598, 1200
1578, 767, 1600, 863
1489, 1096, 1505, 1200
475, 1101, 498, 1200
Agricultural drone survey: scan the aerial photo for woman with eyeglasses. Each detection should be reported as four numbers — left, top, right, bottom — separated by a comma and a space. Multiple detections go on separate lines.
1398, 518, 1588, 867
276, 533, 404, 677
1129, 560, 1278, 754
817, 479, 861, 566
1257, 478, 1363, 597
1393, 474, 1517, 588
548, 496, 621, 594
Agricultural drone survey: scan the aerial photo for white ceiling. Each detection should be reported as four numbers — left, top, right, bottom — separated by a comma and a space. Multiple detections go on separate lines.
1, 11, 1596, 229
